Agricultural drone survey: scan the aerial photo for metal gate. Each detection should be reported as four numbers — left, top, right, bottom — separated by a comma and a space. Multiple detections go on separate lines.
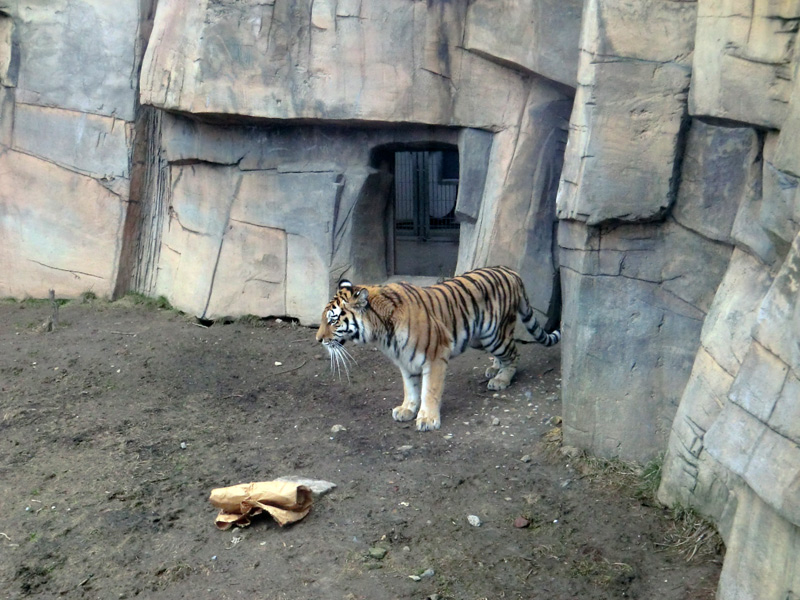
393, 150, 459, 277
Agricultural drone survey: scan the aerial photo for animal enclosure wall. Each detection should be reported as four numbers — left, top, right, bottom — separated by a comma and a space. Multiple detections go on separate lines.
3, 2, 799, 598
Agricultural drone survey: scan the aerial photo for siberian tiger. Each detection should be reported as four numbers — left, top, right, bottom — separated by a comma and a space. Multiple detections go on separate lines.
315, 266, 561, 431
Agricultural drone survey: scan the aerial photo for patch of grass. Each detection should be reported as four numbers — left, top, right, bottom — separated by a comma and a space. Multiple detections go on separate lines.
658, 505, 724, 562
123, 293, 174, 311
542, 426, 723, 564
635, 458, 663, 503
237, 314, 270, 327
570, 556, 634, 587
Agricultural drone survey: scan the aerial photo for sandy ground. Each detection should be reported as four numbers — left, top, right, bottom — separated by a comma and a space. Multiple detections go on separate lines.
0, 297, 722, 599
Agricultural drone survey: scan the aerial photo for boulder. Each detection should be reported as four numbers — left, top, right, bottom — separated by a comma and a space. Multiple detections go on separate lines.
689, 0, 799, 128
556, 0, 696, 225
559, 218, 731, 461
463, 0, 582, 87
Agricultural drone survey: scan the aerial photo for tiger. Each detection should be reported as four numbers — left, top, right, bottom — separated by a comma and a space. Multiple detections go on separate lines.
315, 266, 561, 432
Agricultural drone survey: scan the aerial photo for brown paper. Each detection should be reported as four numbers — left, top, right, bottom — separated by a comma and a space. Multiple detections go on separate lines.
209, 481, 313, 529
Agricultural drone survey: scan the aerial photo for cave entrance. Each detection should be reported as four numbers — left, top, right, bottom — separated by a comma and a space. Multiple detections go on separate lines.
391, 148, 460, 278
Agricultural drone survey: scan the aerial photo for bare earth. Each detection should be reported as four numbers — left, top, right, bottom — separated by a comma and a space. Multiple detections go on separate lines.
0, 298, 722, 599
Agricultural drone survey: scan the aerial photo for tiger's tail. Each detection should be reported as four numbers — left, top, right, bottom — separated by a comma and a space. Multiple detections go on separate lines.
517, 284, 561, 347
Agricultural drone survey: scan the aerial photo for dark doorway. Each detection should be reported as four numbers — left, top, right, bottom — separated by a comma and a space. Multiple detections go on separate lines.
392, 149, 460, 277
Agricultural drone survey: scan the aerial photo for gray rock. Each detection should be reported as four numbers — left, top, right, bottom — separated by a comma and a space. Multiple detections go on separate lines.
689, 0, 796, 128
556, 0, 696, 225
275, 477, 337, 498
367, 547, 387, 560
673, 122, 761, 244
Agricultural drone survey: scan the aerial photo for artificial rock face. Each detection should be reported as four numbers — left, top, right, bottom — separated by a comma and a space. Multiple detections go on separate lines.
3, 2, 800, 598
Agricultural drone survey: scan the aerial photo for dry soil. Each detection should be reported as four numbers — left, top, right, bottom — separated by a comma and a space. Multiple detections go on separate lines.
0, 298, 722, 599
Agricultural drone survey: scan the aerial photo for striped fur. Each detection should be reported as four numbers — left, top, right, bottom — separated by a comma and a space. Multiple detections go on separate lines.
315, 266, 561, 431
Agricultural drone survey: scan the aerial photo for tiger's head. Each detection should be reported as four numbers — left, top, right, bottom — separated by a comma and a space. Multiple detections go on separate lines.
315, 280, 369, 347
316, 280, 370, 379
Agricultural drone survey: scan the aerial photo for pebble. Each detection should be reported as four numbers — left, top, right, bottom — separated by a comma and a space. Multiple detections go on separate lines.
330, 424, 347, 433
368, 547, 387, 560
420, 568, 435, 578
520, 454, 531, 463
274, 476, 337, 497
513, 516, 531, 528
409, 568, 435, 582
467, 515, 482, 527
491, 417, 500, 426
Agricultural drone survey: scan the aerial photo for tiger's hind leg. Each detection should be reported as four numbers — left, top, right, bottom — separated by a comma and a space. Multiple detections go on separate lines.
392, 368, 421, 422
487, 354, 518, 391
485, 328, 519, 391
485, 357, 501, 379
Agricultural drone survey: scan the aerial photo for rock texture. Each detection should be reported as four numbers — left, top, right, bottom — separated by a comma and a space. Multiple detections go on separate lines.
0, 0, 153, 298
131, 0, 577, 324
2, 2, 800, 598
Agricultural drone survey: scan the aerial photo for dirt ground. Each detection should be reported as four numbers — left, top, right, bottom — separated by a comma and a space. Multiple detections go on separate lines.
0, 297, 723, 600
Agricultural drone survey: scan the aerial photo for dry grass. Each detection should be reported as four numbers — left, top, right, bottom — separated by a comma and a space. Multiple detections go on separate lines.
540, 419, 724, 564
657, 507, 725, 562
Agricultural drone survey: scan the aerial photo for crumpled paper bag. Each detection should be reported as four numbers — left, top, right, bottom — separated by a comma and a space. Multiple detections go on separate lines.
209, 481, 313, 530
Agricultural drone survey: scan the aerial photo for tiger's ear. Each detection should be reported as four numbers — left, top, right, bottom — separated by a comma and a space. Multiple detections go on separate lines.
338, 279, 353, 291
351, 287, 369, 310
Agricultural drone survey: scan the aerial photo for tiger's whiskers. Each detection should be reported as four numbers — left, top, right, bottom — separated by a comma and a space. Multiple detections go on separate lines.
325, 340, 357, 383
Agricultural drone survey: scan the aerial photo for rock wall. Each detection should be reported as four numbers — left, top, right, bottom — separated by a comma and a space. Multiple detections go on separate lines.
129, 0, 578, 324
0, 0, 155, 298
552, 0, 800, 598
1, 2, 799, 598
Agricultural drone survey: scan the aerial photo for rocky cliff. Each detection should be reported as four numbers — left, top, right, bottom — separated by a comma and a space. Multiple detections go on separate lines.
1, 1, 798, 598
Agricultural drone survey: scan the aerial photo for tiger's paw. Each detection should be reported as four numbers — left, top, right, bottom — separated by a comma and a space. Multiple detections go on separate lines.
392, 406, 416, 422
485, 365, 500, 379
487, 376, 511, 391
415, 414, 441, 432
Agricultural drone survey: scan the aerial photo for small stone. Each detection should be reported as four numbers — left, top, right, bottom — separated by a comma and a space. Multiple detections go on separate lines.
467, 514, 482, 527
274, 361, 283, 366
368, 547, 387, 560
180, 442, 187, 449
561, 478, 572, 489
420, 568, 435, 578
560, 445, 581, 459
274, 476, 337, 497
513, 516, 531, 528
409, 575, 422, 582
331, 424, 347, 433
397, 445, 413, 452
491, 417, 501, 426
520, 454, 531, 463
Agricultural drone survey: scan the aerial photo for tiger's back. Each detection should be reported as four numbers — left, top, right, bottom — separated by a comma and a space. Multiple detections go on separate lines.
316, 266, 560, 431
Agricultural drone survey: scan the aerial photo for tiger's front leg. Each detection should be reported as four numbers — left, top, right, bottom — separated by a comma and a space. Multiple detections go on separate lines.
416, 358, 448, 432
392, 368, 421, 423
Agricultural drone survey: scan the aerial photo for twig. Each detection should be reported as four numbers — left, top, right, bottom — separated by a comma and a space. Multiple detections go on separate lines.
107, 330, 138, 336
275, 359, 308, 375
